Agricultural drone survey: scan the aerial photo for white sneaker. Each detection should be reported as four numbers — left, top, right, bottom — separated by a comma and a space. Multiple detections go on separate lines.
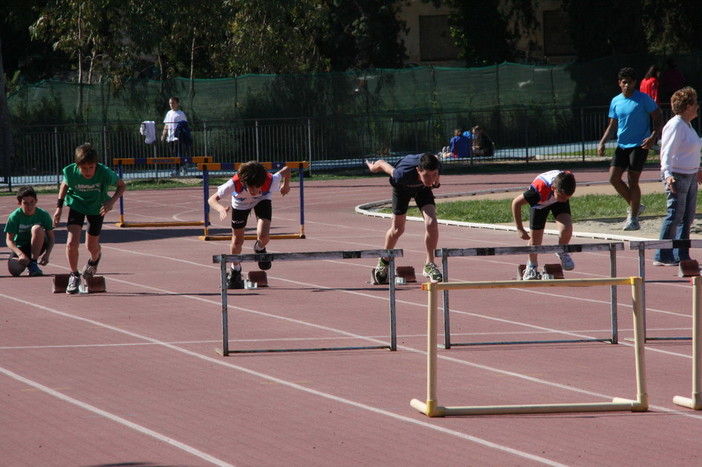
556, 252, 575, 271
522, 266, 540, 280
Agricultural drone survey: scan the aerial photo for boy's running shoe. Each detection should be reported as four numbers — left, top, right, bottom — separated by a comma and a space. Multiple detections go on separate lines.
82, 254, 101, 280
27, 261, 43, 277
254, 241, 271, 270
423, 262, 443, 282
374, 257, 389, 284
522, 265, 540, 280
66, 273, 81, 294
555, 252, 575, 271
227, 269, 244, 289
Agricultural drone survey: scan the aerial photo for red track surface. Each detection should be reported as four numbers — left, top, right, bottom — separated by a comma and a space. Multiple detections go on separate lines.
2, 168, 701, 466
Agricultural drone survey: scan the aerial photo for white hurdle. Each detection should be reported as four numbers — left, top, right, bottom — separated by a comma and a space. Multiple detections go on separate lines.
411, 277, 648, 417
436, 242, 624, 347
629, 239, 702, 341
674, 275, 702, 410
212, 249, 402, 356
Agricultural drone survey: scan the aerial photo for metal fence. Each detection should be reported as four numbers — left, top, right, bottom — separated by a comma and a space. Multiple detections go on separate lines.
2, 105, 682, 190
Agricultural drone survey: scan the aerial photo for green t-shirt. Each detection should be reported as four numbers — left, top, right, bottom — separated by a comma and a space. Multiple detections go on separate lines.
4, 206, 54, 249
63, 163, 120, 215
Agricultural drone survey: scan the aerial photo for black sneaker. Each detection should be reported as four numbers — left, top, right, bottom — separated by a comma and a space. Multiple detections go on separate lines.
227, 269, 244, 289
254, 241, 271, 270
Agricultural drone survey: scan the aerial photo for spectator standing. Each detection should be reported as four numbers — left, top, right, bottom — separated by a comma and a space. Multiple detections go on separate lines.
640, 65, 660, 104
597, 67, 662, 231
654, 87, 702, 266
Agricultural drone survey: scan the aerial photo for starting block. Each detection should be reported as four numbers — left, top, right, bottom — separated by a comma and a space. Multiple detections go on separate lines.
371, 265, 416, 285
247, 270, 268, 287
52, 274, 107, 294
395, 266, 417, 283
679, 260, 701, 277
517, 263, 564, 280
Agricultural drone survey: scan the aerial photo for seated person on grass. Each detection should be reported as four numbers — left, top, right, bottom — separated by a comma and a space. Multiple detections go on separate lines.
511, 170, 576, 280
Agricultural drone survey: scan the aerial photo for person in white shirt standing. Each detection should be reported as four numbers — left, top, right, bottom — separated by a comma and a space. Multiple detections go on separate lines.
161, 96, 188, 174
654, 87, 702, 266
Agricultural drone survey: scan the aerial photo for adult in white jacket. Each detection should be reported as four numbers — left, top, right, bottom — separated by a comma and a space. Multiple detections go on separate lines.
655, 87, 702, 266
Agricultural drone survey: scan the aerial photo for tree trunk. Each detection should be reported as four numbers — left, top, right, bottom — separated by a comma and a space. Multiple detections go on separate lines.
0, 37, 16, 188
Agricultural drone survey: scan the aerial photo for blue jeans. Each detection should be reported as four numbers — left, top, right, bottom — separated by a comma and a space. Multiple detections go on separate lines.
655, 172, 698, 263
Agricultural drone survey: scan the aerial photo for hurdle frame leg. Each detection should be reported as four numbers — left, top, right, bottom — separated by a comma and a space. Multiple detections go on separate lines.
674, 276, 702, 409
217, 260, 230, 356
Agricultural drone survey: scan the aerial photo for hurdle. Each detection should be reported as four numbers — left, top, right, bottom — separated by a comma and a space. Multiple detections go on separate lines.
212, 248, 402, 355
113, 156, 214, 227
199, 161, 308, 241
629, 239, 702, 341
411, 277, 648, 417
674, 276, 702, 409
437, 242, 624, 347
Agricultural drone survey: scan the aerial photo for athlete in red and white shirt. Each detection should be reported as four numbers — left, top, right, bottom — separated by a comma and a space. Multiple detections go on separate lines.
511, 170, 576, 279
208, 161, 290, 288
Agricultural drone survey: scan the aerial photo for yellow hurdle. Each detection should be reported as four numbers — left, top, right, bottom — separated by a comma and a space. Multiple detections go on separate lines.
411, 277, 649, 417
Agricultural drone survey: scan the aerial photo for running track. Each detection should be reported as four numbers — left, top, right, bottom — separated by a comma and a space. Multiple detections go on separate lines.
1, 167, 701, 466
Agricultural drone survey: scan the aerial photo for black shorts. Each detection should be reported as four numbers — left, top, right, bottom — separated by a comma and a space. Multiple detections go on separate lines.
611, 146, 648, 172
529, 201, 571, 231
391, 185, 435, 216
66, 208, 104, 236
231, 199, 272, 230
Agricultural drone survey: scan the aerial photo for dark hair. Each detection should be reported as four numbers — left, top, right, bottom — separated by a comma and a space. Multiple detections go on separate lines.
238, 161, 268, 187
618, 67, 636, 81
75, 143, 99, 165
17, 186, 37, 202
553, 171, 576, 196
417, 153, 440, 171
644, 65, 660, 79
170, 96, 180, 104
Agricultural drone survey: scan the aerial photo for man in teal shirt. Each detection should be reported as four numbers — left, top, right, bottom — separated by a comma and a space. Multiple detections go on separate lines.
598, 67, 662, 231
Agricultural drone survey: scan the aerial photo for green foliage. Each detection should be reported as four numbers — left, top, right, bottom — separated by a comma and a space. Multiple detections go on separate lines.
397, 192, 673, 224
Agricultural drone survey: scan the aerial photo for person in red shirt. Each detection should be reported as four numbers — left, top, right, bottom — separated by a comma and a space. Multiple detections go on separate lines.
640, 65, 660, 103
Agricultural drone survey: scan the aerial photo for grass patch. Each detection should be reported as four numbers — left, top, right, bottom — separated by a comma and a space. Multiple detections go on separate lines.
382, 191, 677, 224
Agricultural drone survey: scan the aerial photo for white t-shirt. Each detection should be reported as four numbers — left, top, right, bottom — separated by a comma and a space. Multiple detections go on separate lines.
163, 109, 187, 142
216, 172, 283, 211
660, 115, 702, 178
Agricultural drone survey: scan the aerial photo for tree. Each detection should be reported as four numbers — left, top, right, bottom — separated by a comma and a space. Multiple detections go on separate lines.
224, 0, 330, 75
0, 36, 15, 183
320, 0, 407, 71
641, 0, 702, 55
564, 0, 647, 60
444, 0, 515, 66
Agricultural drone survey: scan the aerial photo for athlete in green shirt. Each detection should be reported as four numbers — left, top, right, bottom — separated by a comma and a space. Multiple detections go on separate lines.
4, 186, 55, 276
53, 143, 126, 294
